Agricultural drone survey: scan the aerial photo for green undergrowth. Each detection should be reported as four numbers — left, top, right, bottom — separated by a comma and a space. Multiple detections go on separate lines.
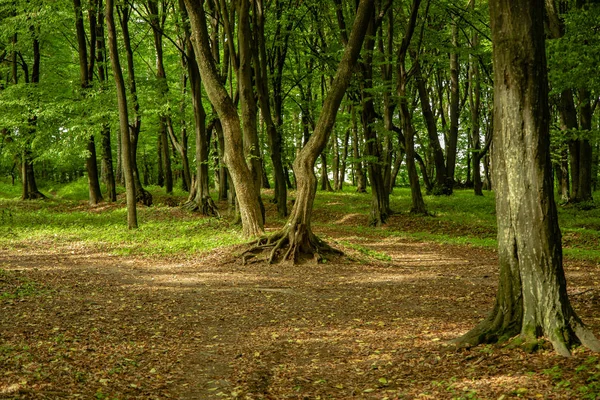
1, 178, 600, 262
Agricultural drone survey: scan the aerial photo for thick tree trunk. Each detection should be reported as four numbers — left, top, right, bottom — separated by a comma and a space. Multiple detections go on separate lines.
106, 0, 137, 228
245, 0, 374, 263
455, 0, 599, 356
184, 0, 263, 237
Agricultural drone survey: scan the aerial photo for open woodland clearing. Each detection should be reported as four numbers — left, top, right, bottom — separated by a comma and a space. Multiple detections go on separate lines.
2, 186, 600, 399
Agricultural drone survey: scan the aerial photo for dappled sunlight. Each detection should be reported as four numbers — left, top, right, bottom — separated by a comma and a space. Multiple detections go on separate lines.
333, 213, 364, 224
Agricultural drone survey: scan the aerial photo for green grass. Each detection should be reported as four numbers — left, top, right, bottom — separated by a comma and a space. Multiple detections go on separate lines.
0, 178, 244, 257
1, 178, 600, 261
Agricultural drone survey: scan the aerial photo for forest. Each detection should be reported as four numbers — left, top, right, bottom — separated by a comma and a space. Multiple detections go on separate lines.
1, 0, 600, 398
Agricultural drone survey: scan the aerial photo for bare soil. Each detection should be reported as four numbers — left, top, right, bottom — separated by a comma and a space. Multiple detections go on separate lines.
1, 212, 600, 399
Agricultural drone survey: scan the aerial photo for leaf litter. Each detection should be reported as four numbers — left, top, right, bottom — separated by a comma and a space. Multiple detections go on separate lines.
1, 212, 600, 399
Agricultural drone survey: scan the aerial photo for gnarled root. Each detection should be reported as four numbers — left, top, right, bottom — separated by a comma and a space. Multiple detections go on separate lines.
242, 224, 342, 265
182, 196, 220, 217
452, 307, 600, 357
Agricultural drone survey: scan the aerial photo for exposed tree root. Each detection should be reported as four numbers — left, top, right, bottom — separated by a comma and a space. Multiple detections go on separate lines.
182, 196, 220, 217
452, 310, 600, 357
242, 224, 342, 265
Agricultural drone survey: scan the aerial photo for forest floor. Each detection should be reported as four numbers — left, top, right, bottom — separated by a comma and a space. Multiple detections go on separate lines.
2, 200, 600, 399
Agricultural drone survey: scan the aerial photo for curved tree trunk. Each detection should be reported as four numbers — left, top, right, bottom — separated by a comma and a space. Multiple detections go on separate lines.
455, 0, 599, 356
184, 0, 263, 237
244, 0, 374, 264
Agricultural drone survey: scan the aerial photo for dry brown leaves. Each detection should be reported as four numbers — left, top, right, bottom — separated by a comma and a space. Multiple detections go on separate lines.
1, 214, 600, 399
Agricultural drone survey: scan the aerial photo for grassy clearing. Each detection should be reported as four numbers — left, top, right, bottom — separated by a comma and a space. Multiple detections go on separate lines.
1, 178, 600, 261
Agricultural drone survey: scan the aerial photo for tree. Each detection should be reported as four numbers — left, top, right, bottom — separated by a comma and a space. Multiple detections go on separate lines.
455, 0, 600, 356
397, 0, 427, 215
106, 0, 137, 229
246, 0, 374, 263
183, 0, 265, 238
73, 0, 103, 205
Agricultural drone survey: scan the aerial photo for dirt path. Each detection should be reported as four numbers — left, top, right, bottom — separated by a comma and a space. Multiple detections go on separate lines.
1, 229, 600, 399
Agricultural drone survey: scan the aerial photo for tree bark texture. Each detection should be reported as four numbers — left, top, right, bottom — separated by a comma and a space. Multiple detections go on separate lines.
456, 0, 599, 356
106, 0, 137, 228
245, 0, 374, 264
184, 0, 264, 237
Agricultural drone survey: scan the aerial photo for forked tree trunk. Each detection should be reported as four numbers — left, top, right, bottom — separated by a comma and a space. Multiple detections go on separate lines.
455, 0, 599, 356
245, 0, 374, 264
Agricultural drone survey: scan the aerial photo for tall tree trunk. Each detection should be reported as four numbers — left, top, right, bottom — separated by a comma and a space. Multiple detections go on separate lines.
253, 0, 288, 217
397, 0, 427, 215
339, 127, 350, 191
147, 0, 173, 194
414, 58, 449, 195
469, 25, 483, 196
445, 19, 460, 192
360, 10, 391, 226
106, 0, 137, 228
94, 1, 117, 202
320, 153, 333, 191
119, 4, 152, 206
184, 0, 264, 237
95, 0, 116, 202
238, 0, 265, 221
577, 88, 593, 202
74, 0, 104, 205
455, 0, 599, 356
351, 105, 367, 192
332, 130, 340, 191
245, 0, 374, 263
